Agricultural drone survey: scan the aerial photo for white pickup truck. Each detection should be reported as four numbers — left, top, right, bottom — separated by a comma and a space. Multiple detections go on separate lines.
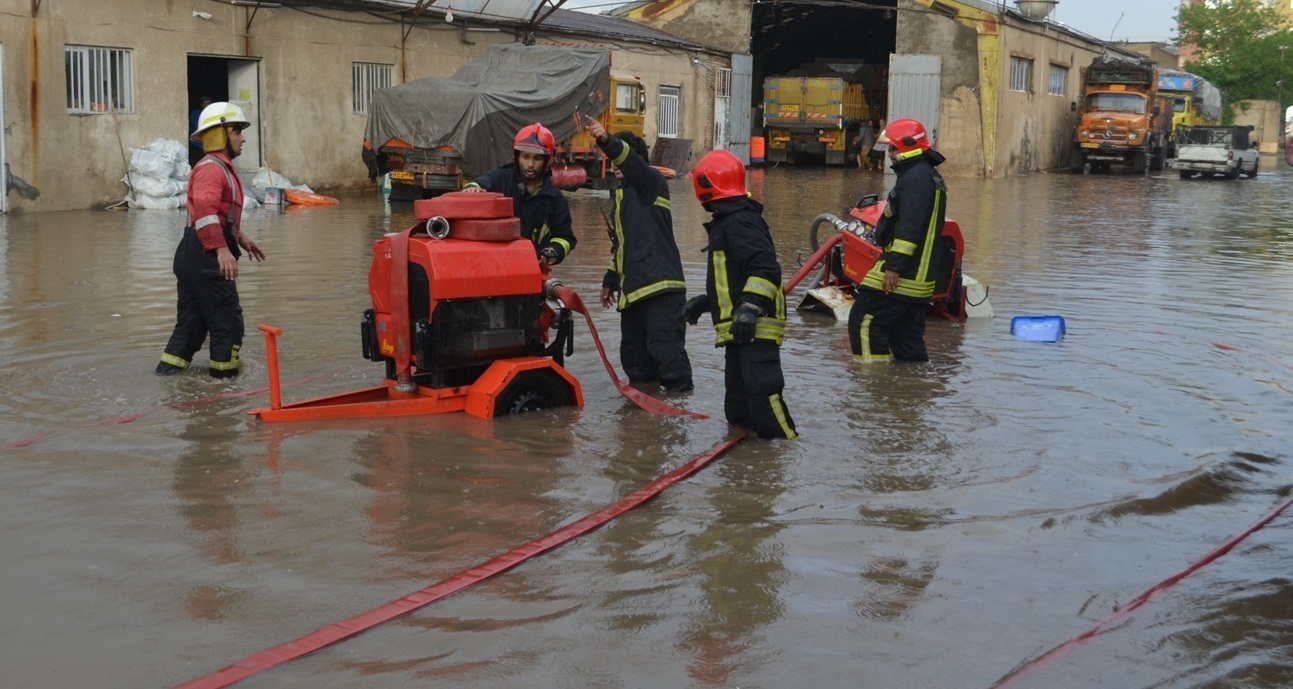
1174, 125, 1259, 179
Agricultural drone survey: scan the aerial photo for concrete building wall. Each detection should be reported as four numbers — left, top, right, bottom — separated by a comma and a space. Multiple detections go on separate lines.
1234, 99, 1281, 153
900, 0, 1107, 178
3, 1, 719, 213
618, 0, 752, 56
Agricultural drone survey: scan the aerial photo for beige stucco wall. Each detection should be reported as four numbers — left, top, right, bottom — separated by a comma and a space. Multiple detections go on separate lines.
1234, 99, 1281, 154
3, 1, 721, 213
900, 0, 1108, 177
618, 0, 751, 56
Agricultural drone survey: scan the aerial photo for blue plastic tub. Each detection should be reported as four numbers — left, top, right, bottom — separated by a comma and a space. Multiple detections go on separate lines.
1011, 315, 1066, 342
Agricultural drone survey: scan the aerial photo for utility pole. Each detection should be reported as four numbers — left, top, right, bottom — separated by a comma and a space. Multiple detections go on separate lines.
1281, 46, 1289, 150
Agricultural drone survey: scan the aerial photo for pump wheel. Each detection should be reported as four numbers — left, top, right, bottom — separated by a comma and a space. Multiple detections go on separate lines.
494, 369, 575, 417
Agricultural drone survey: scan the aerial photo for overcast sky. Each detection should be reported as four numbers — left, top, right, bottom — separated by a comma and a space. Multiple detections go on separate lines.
561, 0, 1182, 44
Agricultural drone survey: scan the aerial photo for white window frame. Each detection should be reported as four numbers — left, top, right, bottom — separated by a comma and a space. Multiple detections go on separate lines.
1048, 64, 1068, 97
352, 62, 393, 115
714, 67, 732, 149
65, 45, 133, 114
1009, 56, 1034, 94
657, 85, 680, 138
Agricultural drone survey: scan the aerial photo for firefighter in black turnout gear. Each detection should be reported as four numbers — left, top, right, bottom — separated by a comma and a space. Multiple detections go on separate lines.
849, 118, 947, 363
157, 102, 266, 378
682, 150, 797, 439
463, 123, 576, 266
583, 115, 693, 392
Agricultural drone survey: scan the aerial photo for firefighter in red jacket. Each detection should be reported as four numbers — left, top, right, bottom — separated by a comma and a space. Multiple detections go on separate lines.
682, 150, 797, 439
156, 102, 266, 378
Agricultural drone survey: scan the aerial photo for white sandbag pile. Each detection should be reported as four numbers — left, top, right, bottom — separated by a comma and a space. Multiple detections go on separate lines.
123, 138, 190, 210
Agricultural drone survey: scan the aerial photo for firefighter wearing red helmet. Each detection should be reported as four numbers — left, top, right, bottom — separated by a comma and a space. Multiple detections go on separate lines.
681, 149, 797, 439
463, 122, 576, 266
849, 117, 947, 363
156, 102, 267, 378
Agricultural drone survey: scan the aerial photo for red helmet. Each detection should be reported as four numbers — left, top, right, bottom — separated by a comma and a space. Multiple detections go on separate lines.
876, 118, 931, 156
690, 149, 747, 203
513, 123, 556, 157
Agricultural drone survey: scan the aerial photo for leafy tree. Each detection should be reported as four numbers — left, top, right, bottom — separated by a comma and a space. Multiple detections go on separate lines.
1177, 0, 1293, 119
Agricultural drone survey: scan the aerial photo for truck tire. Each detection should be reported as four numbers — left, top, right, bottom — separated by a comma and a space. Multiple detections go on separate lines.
1150, 147, 1166, 172
1246, 157, 1259, 178
1225, 166, 1240, 180
1070, 149, 1085, 173
1179, 170, 1194, 179
493, 369, 575, 417
1131, 151, 1148, 174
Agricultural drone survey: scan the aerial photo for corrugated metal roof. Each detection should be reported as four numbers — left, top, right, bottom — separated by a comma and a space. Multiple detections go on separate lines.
273, 0, 712, 48
541, 8, 715, 51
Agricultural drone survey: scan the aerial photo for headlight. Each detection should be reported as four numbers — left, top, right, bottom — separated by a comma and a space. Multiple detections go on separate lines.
1127, 130, 1139, 141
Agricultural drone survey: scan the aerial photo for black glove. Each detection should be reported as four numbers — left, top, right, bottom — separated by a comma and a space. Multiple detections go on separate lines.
730, 303, 760, 344
680, 294, 710, 325
539, 246, 561, 266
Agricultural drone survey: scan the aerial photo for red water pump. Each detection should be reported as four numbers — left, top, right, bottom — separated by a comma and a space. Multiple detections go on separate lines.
251, 191, 582, 422
786, 193, 970, 321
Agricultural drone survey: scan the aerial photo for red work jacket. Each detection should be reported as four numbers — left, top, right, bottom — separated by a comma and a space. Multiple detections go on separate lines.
187, 153, 244, 252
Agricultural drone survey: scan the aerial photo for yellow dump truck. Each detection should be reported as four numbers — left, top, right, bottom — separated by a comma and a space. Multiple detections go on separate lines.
763, 76, 868, 165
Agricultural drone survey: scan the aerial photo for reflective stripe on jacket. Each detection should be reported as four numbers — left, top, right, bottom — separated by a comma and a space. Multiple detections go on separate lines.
187, 153, 244, 253
598, 136, 686, 309
860, 151, 946, 303
702, 197, 787, 346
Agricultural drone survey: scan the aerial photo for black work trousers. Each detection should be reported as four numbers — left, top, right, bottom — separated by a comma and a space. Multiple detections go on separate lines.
161, 227, 243, 377
848, 289, 928, 362
723, 342, 797, 439
620, 291, 693, 391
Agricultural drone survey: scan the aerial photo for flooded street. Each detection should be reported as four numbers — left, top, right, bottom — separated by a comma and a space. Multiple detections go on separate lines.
3, 162, 1293, 689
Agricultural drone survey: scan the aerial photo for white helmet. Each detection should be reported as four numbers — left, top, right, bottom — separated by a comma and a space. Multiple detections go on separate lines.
190, 102, 250, 141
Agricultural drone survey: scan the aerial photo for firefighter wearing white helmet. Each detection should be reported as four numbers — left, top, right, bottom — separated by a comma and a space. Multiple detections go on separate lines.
157, 101, 266, 378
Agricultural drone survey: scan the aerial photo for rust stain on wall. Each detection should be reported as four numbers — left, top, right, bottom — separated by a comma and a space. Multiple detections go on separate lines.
29, 19, 40, 159
627, 0, 685, 21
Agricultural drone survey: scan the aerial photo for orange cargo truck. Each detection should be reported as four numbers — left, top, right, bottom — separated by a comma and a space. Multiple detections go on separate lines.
1070, 54, 1172, 174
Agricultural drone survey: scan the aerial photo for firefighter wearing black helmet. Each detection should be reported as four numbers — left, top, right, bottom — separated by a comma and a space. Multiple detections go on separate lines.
681, 150, 797, 440
463, 123, 576, 266
849, 117, 947, 363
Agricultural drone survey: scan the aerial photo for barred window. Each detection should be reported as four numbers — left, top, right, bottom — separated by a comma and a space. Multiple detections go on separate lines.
1009, 56, 1034, 93
657, 85, 680, 138
1048, 64, 1068, 96
65, 46, 133, 114
353, 62, 393, 114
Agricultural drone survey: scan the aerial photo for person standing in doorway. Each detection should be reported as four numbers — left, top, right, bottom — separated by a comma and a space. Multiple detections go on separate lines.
854, 118, 877, 171
583, 114, 693, 393
848, 118, 946, 363
682, 149, 797, 439
867, 117, 887, 171
188, 95, 212, 167
462, 123, 576, 267
157, 102, 266, 378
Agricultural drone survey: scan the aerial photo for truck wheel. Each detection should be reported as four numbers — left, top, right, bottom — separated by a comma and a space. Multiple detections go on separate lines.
493, 369, 575, 417
1179, 170, 1194, 179
1131, 151, 1148, 174
1150, 148, 1166, 172
1070, 149, 1084, 173
1246, 158, 1259, 178
1225, 167, 1240, 180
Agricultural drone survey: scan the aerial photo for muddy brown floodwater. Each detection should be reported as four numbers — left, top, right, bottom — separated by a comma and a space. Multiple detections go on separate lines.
2, 162, 1293, 689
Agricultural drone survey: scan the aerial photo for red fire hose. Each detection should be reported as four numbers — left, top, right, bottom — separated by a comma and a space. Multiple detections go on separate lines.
173, 286, 745, 689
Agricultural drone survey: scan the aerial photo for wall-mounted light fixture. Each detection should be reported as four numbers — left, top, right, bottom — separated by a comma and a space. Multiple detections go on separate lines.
445, 6, 455, 23
193, 10, 213, 19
